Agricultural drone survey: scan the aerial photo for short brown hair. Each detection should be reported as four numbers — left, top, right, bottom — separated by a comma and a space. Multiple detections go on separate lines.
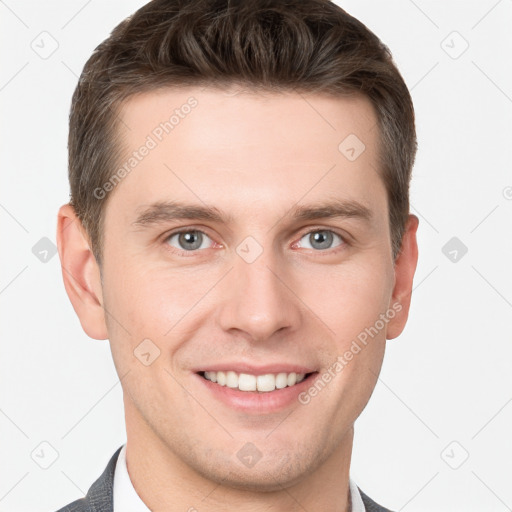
68, 0, 416, 267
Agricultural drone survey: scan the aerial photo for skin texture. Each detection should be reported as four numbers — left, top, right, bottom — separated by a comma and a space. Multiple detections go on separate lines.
57, 86, 419, 511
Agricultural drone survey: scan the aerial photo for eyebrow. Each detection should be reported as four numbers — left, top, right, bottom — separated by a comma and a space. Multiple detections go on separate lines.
131, 199, 372, 229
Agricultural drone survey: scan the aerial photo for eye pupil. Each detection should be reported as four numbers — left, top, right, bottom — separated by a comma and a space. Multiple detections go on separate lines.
179, 231, 202, 250
310, 230, 333, 250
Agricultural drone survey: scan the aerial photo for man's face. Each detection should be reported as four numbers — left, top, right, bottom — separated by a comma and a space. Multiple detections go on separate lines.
85, 87, 414, 489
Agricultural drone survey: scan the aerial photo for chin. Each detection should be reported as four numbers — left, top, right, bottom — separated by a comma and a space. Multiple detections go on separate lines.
201, 464, 303, 493
189, 448, 319, 493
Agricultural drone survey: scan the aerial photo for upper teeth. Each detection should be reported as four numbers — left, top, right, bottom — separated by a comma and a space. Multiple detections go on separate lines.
203, 371, 306, 392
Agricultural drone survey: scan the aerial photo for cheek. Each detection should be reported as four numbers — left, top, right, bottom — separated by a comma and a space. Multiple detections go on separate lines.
303, 259, 393, 344
104, 258, 182, 327
100, 265, 177, 362
102, 262, 215, 374
329, 263, 392, 403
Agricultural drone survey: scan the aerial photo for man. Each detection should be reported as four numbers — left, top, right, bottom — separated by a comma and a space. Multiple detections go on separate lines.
55, 0, 418, 510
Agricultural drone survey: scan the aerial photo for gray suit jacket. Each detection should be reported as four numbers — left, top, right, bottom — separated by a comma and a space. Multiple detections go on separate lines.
55, 446, 394, 512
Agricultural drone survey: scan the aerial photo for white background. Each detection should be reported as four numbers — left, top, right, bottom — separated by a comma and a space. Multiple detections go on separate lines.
1, 1, 511, 511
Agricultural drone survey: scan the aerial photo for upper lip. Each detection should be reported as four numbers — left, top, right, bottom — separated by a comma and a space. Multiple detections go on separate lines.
194, 363, 317, 376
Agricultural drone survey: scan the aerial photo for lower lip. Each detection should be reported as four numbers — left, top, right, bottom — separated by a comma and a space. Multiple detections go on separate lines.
195, 372, 319, 414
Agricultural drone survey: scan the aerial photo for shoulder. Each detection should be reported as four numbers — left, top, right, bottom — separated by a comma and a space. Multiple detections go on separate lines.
54, 446, 123, 512
359, 487, 395, 512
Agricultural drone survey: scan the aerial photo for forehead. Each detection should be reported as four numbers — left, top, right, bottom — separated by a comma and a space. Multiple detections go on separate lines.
106, 86, 385, 226
118, 85, 378, 158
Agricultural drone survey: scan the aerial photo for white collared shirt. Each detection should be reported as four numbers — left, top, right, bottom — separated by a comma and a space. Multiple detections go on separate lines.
113, 443, 365, 511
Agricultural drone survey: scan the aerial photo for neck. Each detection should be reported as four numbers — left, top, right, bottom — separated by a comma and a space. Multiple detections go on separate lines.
124, 397, 354, 512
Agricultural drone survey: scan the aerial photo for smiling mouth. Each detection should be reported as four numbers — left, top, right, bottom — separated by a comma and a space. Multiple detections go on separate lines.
198, 370, 317, 393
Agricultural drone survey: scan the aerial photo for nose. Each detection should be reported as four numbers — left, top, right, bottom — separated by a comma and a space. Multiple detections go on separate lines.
216, 243, 302, 343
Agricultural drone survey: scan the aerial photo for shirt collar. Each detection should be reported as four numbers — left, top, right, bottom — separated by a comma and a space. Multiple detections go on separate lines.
113, 443, 150, 512
113, 443, 365, 511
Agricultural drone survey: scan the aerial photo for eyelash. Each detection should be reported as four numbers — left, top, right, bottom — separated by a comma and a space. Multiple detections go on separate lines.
162, 226, 349, 257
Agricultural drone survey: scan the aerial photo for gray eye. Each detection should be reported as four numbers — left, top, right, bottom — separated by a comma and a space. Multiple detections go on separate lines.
299, 230, 343, 251
167, 230, 212, 251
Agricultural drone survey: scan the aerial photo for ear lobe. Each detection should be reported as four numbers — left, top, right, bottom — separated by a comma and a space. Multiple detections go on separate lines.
386, 214, 419, 340
56, 203, 108, 340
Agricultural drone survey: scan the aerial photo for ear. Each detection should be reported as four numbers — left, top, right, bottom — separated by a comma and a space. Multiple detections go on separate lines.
56, 204, 108, 340
386, 214, 419, 340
